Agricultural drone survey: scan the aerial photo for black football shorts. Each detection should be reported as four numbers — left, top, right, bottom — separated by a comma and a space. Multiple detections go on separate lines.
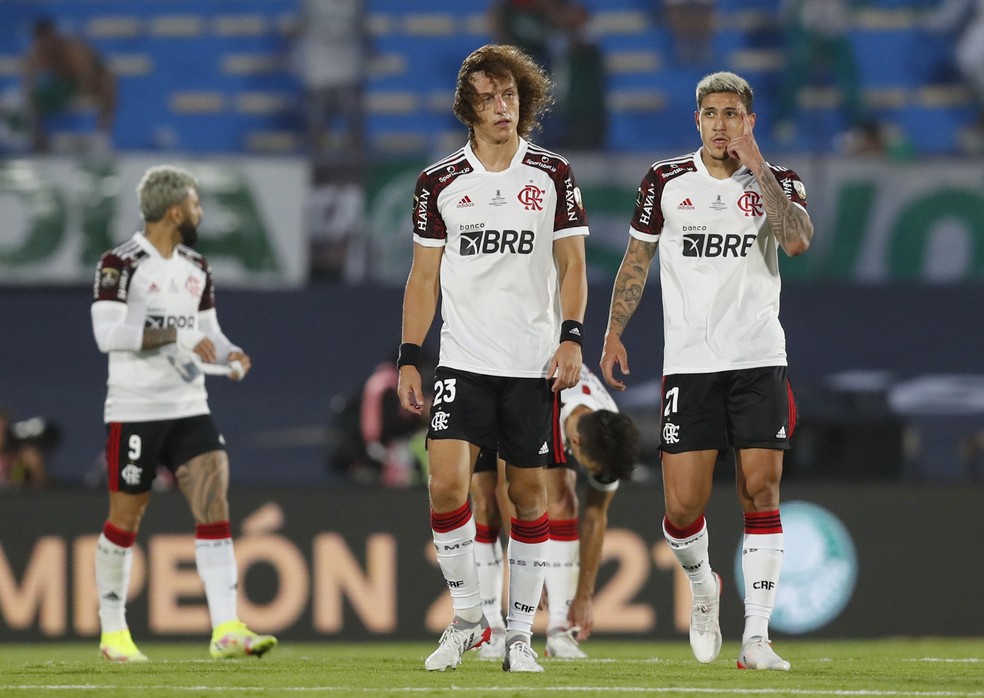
659, 366, 797, 453
104, 414, 225, 493
427, 366, 559, 468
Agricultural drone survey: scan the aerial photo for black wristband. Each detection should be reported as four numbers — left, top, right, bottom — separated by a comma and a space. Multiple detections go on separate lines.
397, 342, 422, 368
560, 320, 584, 346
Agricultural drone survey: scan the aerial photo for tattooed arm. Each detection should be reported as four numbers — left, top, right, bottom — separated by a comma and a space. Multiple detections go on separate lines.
728, 109, 813, 257
754, 166, 813, 257
600, 236, 658, 391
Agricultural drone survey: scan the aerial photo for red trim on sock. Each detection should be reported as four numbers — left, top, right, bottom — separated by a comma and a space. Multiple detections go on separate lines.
103, 521, 136, 548
549, 518, 579, 541
663, 514, 705, 540
511, 513, 549, 544
475, 523, 501, 544
430, 502, 472, 533
105, 423, 122, 492
196, 521, 232, 540
744, 509, 783, 534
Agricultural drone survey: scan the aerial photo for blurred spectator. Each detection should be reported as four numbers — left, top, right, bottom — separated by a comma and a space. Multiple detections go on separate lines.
360, 360, 428, 487
490, 0, 606, 148
21, 17, 116, 153
489, 0, 568, 72
306, 162, 367, 283
928, 0, 984, 153
291, 0, 368, 164
327, 354, 431, 487
559, 6, 607, 149
0, 408, 56, 489
660, 0, 717, 67
773, 0, 886, 153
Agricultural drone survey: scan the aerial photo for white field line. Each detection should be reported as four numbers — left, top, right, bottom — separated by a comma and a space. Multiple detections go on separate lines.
7, 686, 984, 696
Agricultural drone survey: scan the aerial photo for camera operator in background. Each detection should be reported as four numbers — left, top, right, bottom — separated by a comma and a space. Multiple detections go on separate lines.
0, 408, 55, 489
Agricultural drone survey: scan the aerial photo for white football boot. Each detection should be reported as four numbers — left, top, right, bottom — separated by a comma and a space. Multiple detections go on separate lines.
690, 573, 723, 663
737, 637, 791, 671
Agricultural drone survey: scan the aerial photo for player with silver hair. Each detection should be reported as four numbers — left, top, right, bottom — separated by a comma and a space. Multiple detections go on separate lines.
89, 164, 275, 662
602, 70, 813, 671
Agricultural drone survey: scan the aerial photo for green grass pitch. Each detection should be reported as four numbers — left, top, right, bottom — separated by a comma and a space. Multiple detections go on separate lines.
1, 638, 982, 697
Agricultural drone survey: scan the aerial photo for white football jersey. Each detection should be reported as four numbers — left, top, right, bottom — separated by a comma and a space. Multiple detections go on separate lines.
412, 138, 589, 377
629, 150, 809, 375
92, 233, 216, 422
559, 365, 621, 492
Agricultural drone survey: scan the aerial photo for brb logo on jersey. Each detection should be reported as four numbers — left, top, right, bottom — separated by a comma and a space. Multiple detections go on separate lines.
682, 230, 757, 258
460, 229, 534, 256
517, 185, 544, 211
737, 191, 764, 217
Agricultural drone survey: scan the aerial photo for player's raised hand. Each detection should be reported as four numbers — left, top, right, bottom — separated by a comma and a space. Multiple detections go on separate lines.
600, 334, 629, 392
727, 109, 765, 172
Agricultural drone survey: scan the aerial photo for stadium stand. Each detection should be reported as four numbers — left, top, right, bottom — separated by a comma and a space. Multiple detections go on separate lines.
0, 0, 974, 156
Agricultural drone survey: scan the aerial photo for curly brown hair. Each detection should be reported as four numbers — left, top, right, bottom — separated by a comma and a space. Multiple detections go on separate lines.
576, 409, 639, 483
452, 44, 553, 140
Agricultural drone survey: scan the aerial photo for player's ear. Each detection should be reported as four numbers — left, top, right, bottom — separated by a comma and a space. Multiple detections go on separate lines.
165, 202, 180, 225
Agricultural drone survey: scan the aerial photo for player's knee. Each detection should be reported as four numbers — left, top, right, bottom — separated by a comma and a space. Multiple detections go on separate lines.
664, 501, 705, 530
547, 487, 578, 519
742, 484, 780, 512
508, 490, 547, 520
471, 495, 500, 524
428, 475, 469, 512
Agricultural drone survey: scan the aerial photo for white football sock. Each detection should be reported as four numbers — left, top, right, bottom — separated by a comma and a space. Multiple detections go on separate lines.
545, 537, 579, 630
95, 533, 132, 633
432, 510, 483, 623
663, 516, 716, 599
195, 536, 239, 629
475, 538, 506, 630
742, 532, 783, 642
505, 515, 549, 640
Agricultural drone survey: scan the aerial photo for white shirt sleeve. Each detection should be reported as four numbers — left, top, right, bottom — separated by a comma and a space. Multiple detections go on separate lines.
91, 301, 143, 353
197, 308, 241, 362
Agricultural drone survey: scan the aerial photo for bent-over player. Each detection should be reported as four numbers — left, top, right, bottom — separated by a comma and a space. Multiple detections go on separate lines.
471, 365, 638, 660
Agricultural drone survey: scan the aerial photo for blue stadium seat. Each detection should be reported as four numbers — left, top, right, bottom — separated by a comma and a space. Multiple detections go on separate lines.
0, 0, 978, 156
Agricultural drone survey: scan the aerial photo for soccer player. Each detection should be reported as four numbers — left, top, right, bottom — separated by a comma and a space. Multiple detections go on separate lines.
90, 165, 276, 662
600, 71, 813, 671
471, 365, 639, 660
397, 44, 589, 673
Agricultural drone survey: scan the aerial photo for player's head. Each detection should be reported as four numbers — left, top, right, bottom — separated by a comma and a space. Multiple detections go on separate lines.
571, 409, 639, 483
137, 165, 202, 246
453, 44, 553, 142
696, 71, 753, 113
694, 71, 755, 163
